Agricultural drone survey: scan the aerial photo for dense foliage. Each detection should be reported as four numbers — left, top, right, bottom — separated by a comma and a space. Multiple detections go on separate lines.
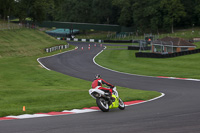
1, 0, 200, 33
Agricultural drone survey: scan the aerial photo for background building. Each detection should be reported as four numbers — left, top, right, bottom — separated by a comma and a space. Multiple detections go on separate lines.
152, 37, 196, 53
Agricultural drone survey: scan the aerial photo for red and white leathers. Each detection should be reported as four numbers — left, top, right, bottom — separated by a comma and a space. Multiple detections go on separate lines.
92, 78, 114, 95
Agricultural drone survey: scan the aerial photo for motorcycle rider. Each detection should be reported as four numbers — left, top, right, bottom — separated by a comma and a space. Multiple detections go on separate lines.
91, 74, 114, 97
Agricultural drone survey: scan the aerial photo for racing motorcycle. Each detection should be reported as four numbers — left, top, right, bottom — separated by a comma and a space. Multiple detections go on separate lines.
89, 86, 125, 112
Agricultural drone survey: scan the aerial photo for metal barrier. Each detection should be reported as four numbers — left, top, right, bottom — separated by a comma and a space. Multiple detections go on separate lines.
45, 44, 69, 53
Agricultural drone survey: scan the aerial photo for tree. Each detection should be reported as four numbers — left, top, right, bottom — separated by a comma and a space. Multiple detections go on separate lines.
160, 0, 186, 33
132, 0, 162, 33
180, 0, 196, 27
132, 0, 145, 32
0, 0, 15, 20
91, 0, 113, 24
29, 0, 54, 23
112, 0, 133, 26
14, 0, 54, 23
1, 0, 198, 34
51, 0, 62, 21
194, 0, 200, 26
14, 0, 31, 23
56, 0, 92, 23
45, 0, 55, 21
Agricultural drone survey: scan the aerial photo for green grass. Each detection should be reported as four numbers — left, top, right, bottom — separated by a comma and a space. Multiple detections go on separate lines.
0, 28, 160, 117
194, 42, 200, 48
95, 48, 200, 79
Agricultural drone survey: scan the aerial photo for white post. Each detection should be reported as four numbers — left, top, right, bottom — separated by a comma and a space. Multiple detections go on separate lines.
171, 41, 173, 53
7, 16, 10, 29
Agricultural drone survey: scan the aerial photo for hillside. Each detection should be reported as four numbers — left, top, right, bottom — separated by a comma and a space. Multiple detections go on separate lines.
0, 28, 67, 57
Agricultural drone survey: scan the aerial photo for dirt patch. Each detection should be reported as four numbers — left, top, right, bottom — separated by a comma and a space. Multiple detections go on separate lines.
38, 65, 43, 68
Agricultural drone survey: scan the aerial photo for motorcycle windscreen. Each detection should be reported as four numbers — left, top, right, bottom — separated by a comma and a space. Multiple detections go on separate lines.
109, 94, 119, 109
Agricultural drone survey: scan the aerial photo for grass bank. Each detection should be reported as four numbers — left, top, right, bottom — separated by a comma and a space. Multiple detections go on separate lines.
0, 29, 160, 117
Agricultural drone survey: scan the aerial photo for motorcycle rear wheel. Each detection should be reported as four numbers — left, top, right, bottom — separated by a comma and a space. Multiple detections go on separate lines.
118, 98, 125, 110
96, 98, 109, 112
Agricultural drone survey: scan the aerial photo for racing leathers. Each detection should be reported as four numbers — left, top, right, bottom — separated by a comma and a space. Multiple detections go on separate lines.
91, 78, 114, 95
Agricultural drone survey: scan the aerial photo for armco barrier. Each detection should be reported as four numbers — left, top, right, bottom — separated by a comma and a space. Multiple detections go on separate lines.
45, 44, 69, 53
135, 48, 200, 58
128, 46, 151, 50
62, 38, 141, 44
128, 46, 139, 50
63, 37, 102, 43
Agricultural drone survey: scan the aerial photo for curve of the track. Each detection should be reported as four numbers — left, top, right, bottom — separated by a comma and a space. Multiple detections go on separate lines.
1, 42, 200, 133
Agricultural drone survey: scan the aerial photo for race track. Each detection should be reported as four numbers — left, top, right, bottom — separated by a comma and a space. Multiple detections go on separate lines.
1, 42, 200, 133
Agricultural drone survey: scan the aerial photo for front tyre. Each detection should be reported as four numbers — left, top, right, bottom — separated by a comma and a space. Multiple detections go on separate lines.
96, 98, 109, 112
118, 98, 125, 110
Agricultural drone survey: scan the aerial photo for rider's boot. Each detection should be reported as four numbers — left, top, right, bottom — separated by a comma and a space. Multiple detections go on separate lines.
109, 93, 115, 102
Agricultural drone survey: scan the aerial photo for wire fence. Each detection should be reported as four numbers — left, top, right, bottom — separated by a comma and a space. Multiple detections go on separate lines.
0, 22, 22, 30
0, 22, 37, 30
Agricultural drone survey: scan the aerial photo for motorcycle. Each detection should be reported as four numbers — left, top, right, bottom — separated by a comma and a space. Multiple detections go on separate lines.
89, 86, 125, 112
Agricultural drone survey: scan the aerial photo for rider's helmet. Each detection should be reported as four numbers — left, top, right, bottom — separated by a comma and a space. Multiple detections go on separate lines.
95, 74, 101, 79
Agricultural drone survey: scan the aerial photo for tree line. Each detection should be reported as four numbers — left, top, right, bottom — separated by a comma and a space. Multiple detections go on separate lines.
1, 0, 200, 33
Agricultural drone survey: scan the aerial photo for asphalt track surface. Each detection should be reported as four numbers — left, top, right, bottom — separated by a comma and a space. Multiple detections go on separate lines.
1, 42, 200, 133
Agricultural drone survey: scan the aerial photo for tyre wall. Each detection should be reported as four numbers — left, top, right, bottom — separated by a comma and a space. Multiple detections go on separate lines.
135, 48, 200, 58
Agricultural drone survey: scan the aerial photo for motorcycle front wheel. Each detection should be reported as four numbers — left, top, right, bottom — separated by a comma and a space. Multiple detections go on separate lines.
118, 98, 125, 110
96, 98, 109, 112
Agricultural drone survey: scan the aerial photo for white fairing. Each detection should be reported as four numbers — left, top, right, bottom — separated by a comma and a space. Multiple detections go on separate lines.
89, 87, 105, 99
112, 87, 119, 97
89, 86, 119, 99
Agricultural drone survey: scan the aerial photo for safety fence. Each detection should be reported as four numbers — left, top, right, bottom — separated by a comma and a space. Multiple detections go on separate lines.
0, 23, 23, 30
135, 48, 200, 58
45, 44, 69, 53
57, 37, 103, 43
